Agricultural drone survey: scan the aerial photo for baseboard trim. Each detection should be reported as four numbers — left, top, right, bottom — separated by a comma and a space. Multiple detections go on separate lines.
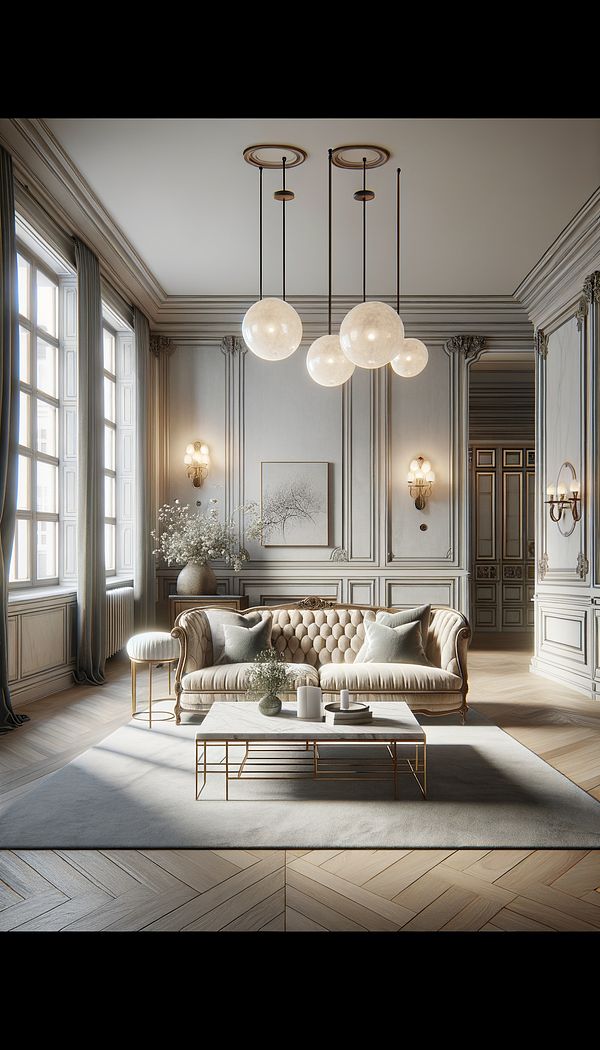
530, 656, 597, 700
11, 669, 75, 707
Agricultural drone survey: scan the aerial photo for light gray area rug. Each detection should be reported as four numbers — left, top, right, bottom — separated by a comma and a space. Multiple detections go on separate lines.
2, 712, 600, 848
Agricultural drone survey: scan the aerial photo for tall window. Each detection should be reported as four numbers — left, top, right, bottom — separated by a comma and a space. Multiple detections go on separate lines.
10, 251, 60, 586
103, 323, 117, 575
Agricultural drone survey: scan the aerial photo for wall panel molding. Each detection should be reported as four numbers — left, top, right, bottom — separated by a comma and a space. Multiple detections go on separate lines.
7, 592, 77, 705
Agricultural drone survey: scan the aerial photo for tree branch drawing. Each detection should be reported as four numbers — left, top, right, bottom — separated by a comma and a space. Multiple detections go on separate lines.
261, 476, 325, 543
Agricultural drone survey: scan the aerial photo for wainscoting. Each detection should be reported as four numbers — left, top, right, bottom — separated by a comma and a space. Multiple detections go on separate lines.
8, 582, 134, 705
7, 590, 76, 705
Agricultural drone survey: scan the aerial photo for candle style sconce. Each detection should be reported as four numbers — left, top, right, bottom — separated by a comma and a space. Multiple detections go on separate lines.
407, 456, 435, 510
545, 461, 581, 537
184, 441, 210, 487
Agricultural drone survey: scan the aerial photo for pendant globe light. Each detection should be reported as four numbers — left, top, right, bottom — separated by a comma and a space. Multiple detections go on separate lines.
390, 166, 429, 378
306, 149, 355, 387
339, 153, 404, 370
241, 146, 305, 361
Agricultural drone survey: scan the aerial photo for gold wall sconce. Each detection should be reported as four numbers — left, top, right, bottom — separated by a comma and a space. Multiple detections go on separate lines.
184, 441, 210, 487
545, 461, 581, 536
407, 457, 435, 510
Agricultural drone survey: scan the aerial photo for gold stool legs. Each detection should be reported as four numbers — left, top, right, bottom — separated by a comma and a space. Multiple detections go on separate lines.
131, 659, 175, 726
131, 661, 137, 716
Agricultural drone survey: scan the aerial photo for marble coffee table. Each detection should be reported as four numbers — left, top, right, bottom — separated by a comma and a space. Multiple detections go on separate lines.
195, 701, 426, 800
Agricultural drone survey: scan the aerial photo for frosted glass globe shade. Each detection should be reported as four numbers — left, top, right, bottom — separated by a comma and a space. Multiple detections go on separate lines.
409, 459, 420, 472
242, 297, 303, 361
339, 301, 404, 369
390, 337, 429, 378
306, 334, 356, 387
421, 460, 431, 475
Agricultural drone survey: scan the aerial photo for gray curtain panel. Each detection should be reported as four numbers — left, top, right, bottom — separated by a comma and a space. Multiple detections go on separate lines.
0, 146, 29, 731
74, 238, 106, 685
133, 306, 155, 629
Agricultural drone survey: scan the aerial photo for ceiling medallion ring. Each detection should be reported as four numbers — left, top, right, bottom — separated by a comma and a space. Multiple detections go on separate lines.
243, 144, 307, 169
331, 145, 391, 169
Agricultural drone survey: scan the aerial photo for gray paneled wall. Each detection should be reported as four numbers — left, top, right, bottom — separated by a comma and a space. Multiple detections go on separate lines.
530, 271, 599, 698
161, 321, 533, 622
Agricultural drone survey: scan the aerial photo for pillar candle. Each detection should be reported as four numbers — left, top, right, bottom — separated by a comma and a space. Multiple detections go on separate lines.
297, 676, 322, 719
340, 688, 350, 711
304, 684, 322, 719
297, 682, 309, 718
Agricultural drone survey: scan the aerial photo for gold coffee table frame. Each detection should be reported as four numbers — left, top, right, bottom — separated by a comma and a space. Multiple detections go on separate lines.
195, 737, 426, 801
131, 657, 177, 728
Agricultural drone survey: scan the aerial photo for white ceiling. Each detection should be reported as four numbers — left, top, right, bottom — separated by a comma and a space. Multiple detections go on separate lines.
45, 117, 600, 298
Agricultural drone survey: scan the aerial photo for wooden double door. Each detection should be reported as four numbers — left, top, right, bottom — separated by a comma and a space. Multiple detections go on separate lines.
470, 445, 535, 633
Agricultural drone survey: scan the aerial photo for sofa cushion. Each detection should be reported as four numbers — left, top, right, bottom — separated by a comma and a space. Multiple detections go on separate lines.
319, 662, 463, 692
204, 609, 266, 664
354, 619, 431, 666
218, 617, 272, 664
375, 604, 431, 647
182, 662, 319, 693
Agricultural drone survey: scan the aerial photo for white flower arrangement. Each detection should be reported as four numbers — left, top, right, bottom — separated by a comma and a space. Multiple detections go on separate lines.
151, 499, 263, 572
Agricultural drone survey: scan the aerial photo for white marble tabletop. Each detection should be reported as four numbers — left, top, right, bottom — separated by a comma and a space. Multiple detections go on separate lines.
196, 702, 425, 742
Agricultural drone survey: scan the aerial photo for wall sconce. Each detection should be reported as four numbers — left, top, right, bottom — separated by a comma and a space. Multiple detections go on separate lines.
407, 456, 435, 510
184, 441, 210, 487
545, 461, 581, 537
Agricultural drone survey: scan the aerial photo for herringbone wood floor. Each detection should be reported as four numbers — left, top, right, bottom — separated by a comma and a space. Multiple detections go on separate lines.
1, 636, 600, 932
0, 848, 599, 931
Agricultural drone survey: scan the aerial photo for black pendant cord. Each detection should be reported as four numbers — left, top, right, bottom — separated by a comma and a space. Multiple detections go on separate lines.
362, 156, 366, 303
282, 155, 287, 301
396, 166, 401, 315
259, 165, 263, 301
328, 148, 333, 335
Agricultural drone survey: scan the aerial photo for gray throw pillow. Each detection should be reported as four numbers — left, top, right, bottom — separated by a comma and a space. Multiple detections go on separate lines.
218, 616, 273, 664
205, 609, 263, 664
376, 604, 431, 648
354, 619, 431, 665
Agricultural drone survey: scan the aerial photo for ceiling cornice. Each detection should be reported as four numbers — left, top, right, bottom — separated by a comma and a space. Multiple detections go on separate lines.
0, 117, 165, 320
150, 294, 534, 348
513, 185, 600, 327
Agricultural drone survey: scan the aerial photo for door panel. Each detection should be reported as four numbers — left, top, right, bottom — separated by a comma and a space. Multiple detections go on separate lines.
470, 445, 534, 633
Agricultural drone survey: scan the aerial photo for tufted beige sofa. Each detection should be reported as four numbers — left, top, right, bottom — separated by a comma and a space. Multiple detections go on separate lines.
171, 599, 471, 724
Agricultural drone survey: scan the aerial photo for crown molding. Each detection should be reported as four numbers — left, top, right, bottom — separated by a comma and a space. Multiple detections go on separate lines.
0, 117, 164, 321
514, 185, 600, 327
150, 294, 533, 348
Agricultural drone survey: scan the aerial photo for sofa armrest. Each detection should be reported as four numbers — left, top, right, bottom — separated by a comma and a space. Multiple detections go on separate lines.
427, 608, 471, 686
171, 608, 213, 686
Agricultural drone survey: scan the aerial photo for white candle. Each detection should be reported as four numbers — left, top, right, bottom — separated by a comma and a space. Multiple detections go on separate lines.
304, 685, 322, 719
297, 684, 308, 719
297, 677, 321, 719
340, 689, 350, 711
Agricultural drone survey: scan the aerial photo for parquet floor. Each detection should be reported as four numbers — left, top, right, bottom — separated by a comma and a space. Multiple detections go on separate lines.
1, 635, 599, 932
0, 848, 599, 931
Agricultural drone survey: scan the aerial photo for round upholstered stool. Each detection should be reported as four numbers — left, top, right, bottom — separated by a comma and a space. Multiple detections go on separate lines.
126, 632, 180, 727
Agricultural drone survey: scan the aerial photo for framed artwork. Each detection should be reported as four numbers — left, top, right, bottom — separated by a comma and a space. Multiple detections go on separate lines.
260, 461, 329, 546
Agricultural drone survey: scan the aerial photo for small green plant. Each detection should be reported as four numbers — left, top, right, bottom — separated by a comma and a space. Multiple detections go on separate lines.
245, 648, 297, 699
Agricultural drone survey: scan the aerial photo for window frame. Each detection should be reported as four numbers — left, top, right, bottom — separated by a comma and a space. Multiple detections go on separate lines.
11, 245, 61, 589
103, 321, 118, 577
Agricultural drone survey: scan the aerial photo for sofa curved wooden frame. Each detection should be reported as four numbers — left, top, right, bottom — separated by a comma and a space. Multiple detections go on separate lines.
171, 598, 471, 726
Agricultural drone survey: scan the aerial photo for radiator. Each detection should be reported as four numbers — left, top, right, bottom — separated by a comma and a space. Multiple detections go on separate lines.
105, 586, 134, 659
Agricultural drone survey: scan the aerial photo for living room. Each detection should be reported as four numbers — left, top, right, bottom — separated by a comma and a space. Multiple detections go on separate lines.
1, 116, 599, 937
